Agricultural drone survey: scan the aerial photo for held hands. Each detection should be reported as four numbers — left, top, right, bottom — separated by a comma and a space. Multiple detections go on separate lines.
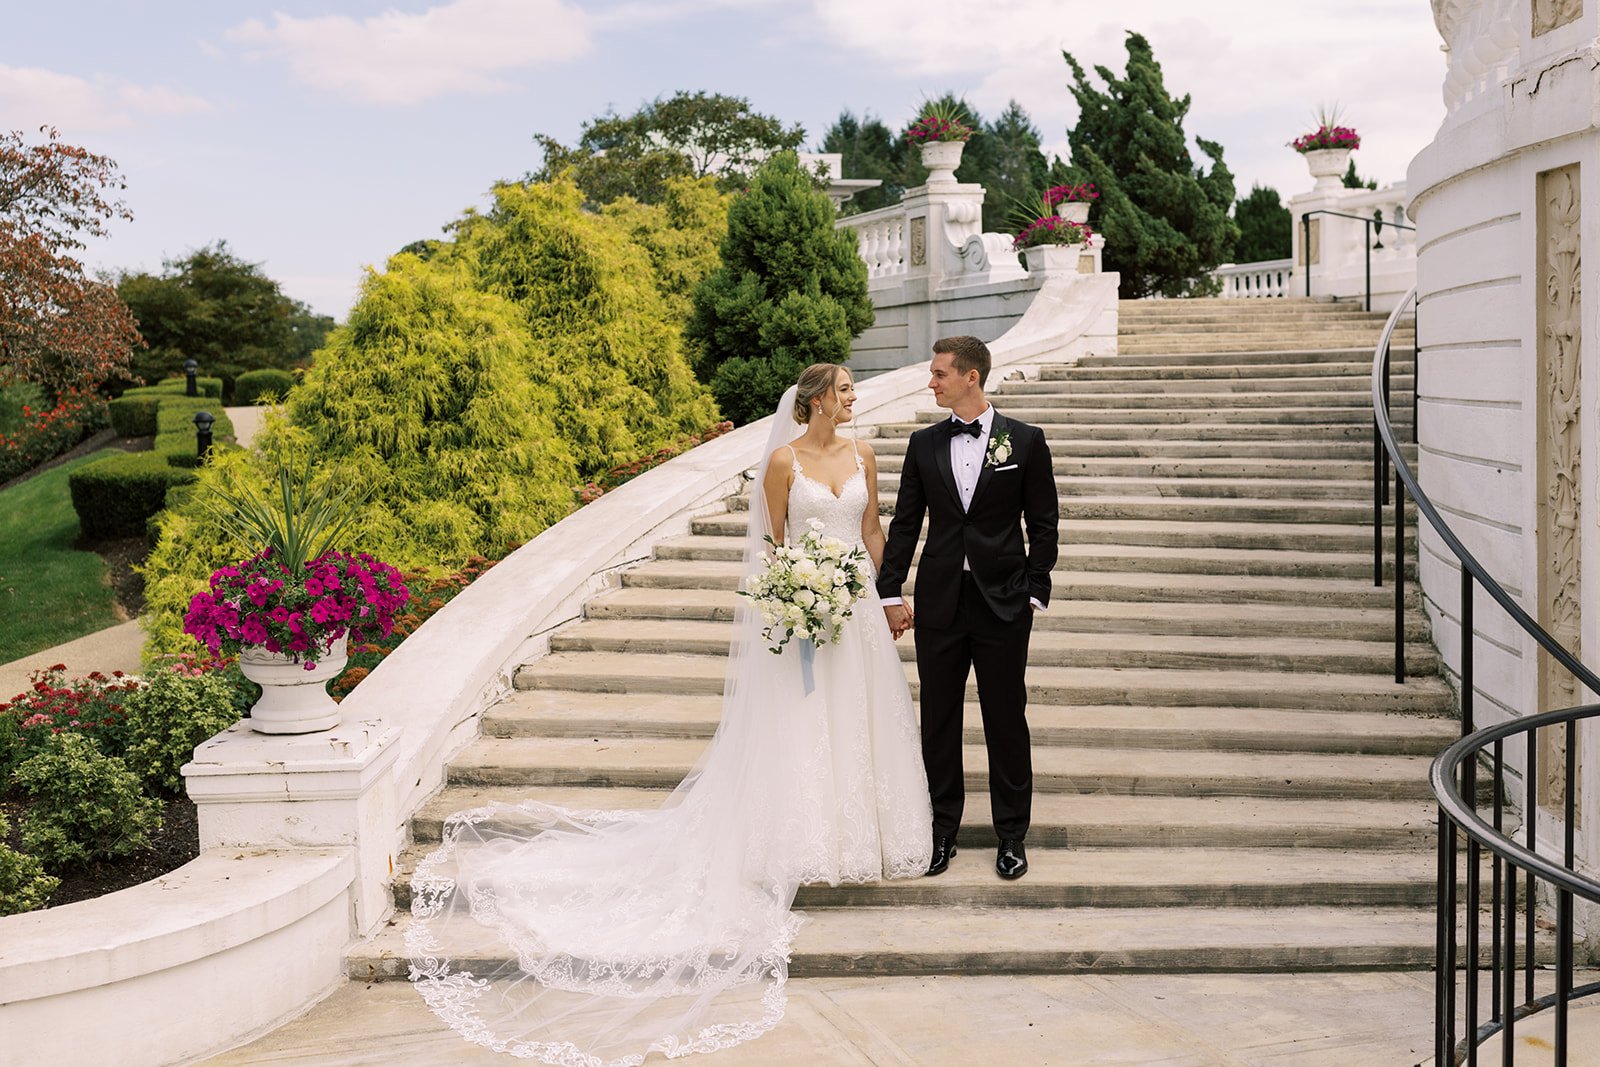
884, 603, 914, 640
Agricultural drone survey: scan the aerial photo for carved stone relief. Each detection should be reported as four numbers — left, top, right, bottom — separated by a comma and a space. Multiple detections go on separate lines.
1300, 219, 1321, 266
909, 216, 927, 267
1536, 163, 1583, 821
1532, 0, 1583, 36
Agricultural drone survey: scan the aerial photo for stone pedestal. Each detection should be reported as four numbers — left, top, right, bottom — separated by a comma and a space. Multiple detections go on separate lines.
183, 716, 400, 935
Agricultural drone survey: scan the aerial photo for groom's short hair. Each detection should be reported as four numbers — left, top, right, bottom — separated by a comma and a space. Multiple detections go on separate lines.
933, 335, 991, 387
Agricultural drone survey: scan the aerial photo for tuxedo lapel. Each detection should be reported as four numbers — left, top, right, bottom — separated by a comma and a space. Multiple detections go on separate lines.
967, 411, 1007, 513
930, 424, 960, 510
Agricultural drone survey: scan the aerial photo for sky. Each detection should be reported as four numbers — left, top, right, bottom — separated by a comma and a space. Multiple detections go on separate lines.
2, 0, 1447, 320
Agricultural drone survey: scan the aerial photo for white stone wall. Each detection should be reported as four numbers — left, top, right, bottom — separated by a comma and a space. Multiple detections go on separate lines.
1409, 0, 1599, 869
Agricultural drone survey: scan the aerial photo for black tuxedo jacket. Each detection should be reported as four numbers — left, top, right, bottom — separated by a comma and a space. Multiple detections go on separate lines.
877, 411, 1059, 628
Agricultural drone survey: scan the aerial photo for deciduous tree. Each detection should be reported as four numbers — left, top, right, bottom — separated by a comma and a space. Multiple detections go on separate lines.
0, 127, 140, 396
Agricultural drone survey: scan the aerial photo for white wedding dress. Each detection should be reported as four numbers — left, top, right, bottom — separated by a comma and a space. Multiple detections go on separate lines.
407, 392, 932, 1065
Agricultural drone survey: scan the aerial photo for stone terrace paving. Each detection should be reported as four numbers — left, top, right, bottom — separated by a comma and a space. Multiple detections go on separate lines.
215, 299, 1529, 1064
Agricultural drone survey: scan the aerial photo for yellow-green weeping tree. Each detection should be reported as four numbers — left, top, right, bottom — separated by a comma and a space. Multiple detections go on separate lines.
140, 176, 726, 658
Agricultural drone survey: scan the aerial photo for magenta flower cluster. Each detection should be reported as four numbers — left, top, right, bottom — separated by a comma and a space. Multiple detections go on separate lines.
1045, 182, 1099, 205
1292, 124, 1360, 153
183, 548, 410, 669
904, 114, 973, 145
1013, 216, 1093, 252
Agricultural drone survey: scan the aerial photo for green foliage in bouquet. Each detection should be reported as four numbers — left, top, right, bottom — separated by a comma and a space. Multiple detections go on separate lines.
688, 153, 872, 424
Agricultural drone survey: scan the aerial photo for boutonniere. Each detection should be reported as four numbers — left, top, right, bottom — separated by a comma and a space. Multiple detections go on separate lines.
985, 427, 1012, 467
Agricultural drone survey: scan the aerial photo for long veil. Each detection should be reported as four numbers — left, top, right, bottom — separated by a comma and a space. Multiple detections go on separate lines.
406, 387, 814, 1065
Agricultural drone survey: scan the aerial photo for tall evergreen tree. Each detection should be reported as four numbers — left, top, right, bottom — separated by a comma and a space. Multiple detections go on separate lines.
1341, 159, 1378, 190
819, 111, 906, 214
1233, 184, 1292, 263
976, 101, 1050, 234
1058, 33, 1239, 298
687, 153, 872, 424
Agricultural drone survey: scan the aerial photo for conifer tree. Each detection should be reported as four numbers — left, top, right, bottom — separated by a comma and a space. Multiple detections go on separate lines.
1233, 184, 1292, 263
1057, 32, 1239, 297
687, 153, 872, 424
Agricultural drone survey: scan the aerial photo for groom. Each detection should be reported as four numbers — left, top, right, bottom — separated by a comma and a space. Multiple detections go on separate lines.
878, 335, 1059, 881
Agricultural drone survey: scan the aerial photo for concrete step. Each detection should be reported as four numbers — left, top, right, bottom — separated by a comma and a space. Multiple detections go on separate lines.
977, 390, 1416, 410
867, 436, 1415, 460
654, 534, 1417, 581
1037, 361, 1412, 382
387, 846, 1447, 912
691, 513, 1415, 555
876, 473, 1378, 502
486, 689, 1453, 755
875, 453, 1394, 480
350, 904, 1487, 981
733, 489, 1408, 523
911, 406, 1409, 426
512, 651, 1451, 715
1119, 338, 1406, 356
621, 559, 1424, 610
1001, 376, 1414, 396
586, 587, 1432, 642
405, 785, 1439, 851
1074, 347, 1400, 368
547, 618, 1436, 674
874, 421, 1391, 441
444, 733, 1439, 800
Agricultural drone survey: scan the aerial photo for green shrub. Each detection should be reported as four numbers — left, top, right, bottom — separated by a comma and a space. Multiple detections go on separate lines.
688, 153, 872, 423
14, 732, 163, 869
0, 390, 110, 482
69, 452, 198, 539
0, 813, 59, 916
122, 664, 240, 794
109, 395, 162, 436
123, 376, 223, 399
234, 368, 295, 406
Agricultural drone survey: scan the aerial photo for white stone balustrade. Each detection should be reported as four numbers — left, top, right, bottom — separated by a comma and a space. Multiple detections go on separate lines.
844, 204, 909, 281
1214, 258, 1295, 298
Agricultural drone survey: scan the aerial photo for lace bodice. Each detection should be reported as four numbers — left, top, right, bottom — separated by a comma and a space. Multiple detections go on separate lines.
787, 447, 867, 545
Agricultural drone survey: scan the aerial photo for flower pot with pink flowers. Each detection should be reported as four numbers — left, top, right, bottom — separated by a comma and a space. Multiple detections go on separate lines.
905, 99, 974, 184
1046, 182, 1098, 224
1291, 106, 1361, 193
182, 458, 408, 734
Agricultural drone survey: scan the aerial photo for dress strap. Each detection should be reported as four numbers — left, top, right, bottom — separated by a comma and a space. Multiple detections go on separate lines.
852, 439, 864, 472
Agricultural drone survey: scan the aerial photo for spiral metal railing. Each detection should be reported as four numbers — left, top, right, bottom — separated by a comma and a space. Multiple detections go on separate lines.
1372, 286, 1600, 1064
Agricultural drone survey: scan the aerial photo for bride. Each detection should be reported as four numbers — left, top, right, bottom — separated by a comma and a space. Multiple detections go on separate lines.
407, 363, 934, 1064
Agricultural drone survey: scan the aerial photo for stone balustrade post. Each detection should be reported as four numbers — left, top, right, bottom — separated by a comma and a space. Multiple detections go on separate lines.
895, 180, 986, 355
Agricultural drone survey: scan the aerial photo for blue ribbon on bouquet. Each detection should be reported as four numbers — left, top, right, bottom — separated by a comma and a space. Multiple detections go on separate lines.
799, 638, 816, 695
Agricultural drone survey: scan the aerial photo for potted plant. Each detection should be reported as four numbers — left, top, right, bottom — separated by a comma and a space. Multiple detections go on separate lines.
1291, 106, 1361, 192
182, 459, 408, 734
1047, 182, 1098, 224
1008, 191, 1093, 274
905, 99, 974, 185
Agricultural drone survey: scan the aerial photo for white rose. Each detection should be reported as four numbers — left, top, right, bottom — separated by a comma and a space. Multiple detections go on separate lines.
834, 589, 851, 608
794, 624, 812, 639
794, 588, 816, 608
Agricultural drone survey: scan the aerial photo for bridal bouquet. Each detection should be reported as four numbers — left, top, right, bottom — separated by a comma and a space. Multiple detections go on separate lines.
742, 518, 871, 654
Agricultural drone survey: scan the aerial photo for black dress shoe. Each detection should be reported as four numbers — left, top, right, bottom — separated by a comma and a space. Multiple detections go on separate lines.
927, 836, 957, 876
996, 839, 1028, 880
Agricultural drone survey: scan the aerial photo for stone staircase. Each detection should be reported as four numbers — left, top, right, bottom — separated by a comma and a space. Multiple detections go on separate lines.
352, 297, 1471, 979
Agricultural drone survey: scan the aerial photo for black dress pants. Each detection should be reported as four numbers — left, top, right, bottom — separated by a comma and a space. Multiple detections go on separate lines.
913, 572, 1033, 841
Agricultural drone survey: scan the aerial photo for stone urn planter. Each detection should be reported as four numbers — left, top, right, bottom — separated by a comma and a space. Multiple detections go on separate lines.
237, 635, 348, 734
1303, 148, 1352, 193
1024, 243, 1084, 275
1054, 200, 1091, 224
919, 140, 965, 184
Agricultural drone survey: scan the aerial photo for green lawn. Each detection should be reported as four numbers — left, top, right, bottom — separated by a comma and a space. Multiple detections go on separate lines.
0, 450, 124, 663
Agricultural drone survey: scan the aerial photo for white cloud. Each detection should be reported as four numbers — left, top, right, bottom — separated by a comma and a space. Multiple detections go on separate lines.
806, 0, 1445, 197
0, 64, 213, 133
225, 0, 593, 106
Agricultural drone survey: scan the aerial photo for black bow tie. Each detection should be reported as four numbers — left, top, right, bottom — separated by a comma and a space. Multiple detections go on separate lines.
945, 418, 983, 439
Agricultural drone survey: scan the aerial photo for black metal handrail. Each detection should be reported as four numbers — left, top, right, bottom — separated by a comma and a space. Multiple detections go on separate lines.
1302, 208, 1416, 311
1372, 285, 1600, 1064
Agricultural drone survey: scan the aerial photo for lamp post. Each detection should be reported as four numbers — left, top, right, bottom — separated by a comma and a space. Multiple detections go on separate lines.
184, 358, 199, 397
193, 410, 215, 461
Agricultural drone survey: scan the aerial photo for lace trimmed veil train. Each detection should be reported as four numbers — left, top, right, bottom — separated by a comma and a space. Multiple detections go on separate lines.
406, 385, 932, 1065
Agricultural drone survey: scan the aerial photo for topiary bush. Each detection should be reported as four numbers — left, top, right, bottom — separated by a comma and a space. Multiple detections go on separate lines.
234, 368, 294, 406
13, 732, 163, 869
0, 813, 59, 916
108, 394, 161, 436
123, 376, 223, 399
687, 153, 872, 423
121, 663, 239, 794
69, 452, 198, 539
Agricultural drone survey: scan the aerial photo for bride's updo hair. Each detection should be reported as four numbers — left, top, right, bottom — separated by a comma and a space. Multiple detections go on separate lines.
793, 363, 843, 424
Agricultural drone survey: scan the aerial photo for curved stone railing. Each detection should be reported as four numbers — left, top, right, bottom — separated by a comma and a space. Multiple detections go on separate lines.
0, 268, 1119, 1067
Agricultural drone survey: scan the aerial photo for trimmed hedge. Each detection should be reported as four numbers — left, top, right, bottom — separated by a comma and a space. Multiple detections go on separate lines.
234, 369, 294, 406
123, 376, 223, 399
108, 395, 162, 437
69, 453, 198, 539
